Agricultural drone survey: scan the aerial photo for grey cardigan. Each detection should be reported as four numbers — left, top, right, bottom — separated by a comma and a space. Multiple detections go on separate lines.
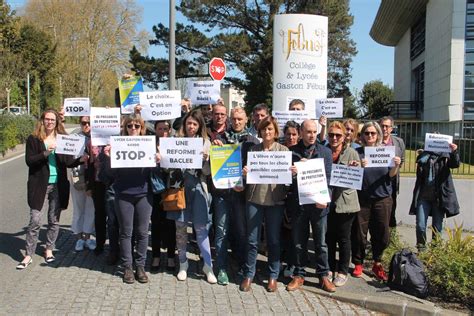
245, 142, 289, 205
330, 145, 361, 213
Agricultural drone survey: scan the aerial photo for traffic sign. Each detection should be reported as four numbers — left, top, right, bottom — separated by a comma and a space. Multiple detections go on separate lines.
209, 57, 226, 81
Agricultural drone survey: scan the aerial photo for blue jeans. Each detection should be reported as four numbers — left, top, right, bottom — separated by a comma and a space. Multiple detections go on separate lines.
244, 202, 284, 279
292, 206, 329, 278
214, 192, 247, 270
416, 200, 444, 246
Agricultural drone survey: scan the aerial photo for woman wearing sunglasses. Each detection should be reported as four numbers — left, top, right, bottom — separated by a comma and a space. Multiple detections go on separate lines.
351, 121, 401, 281
325, 121, 361, 287
103, 114, 159, 284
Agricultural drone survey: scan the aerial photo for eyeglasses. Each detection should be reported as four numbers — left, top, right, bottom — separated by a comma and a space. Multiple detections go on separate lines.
328, 133, 343, 138
345, 128, 354, 132
127, 124, 141, 129
364, 131, 377, 136
80, 121, 90, 126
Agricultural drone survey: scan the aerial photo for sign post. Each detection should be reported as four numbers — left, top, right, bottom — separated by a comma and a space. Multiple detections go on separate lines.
209, 57, 226, 81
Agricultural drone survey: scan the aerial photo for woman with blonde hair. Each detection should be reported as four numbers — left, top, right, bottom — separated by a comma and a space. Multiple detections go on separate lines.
17, 109, 86, 269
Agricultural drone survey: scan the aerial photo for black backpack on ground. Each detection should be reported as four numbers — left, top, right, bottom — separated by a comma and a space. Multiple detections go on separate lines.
388, 248, 429, 298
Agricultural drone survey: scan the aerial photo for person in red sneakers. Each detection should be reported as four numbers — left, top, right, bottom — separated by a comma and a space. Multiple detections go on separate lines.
350, 122, 401, 281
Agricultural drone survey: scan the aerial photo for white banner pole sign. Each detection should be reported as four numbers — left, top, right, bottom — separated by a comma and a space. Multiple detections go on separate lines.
90, 107, 121, 146
246, 151, 292, 184
110, 136, 156, 168
364, 146, 396, 167
295, 158, 331, 205
55, 134, 86, 156
64, 98, 90, 116
424, 133, 453, 153
159, 138, 204, 169
187, 81, 221, 105
273, 14, 328, 116
315, 98, 343, 118
138, 90, 182, 121
329, 164, 364, 190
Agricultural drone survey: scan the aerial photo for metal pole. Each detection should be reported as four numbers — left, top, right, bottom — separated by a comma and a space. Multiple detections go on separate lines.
6, 88, 10, 112
27, 72, 30, 115
169, 0, 176, 90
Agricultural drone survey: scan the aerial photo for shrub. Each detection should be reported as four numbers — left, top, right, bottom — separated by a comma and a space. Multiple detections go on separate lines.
0, 114, 36, 155
382, 228, 410, 267
419, 223, 474, 306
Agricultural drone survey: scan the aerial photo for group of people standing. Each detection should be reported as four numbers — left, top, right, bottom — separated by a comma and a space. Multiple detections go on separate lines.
17, 99, 460, 294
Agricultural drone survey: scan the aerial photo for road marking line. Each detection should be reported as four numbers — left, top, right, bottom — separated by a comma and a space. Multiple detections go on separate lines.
0, 153, 25, 165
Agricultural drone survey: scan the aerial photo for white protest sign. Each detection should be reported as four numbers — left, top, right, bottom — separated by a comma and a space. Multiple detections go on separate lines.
246, 151, 292, 184
424, 133, 453, 153
64, 98, 90, 116
187, 81, 221, 105
364, 146, 395, 167
273, 111, 310, 136
159, 137, 203, 169
315, 98, 343, 118
295, 158, 331, 205
330, 164, 363, 190
90, 107, 121, 146
55, 134, 86, 156
110, 136, 156, 168
138, 90, 181, 121
273, 14, 328, 114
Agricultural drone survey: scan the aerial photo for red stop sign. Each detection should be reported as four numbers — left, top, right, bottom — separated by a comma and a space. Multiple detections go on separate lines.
209, 57, 226, 81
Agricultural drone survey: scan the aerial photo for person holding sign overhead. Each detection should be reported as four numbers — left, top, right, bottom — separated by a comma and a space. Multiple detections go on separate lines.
102, 114, 159, 284
409, 137, 459, 252
240, 116, 289, 293
17, 109, 87, 269
351, 122, 401, 281
166, 110, 217, 284
325, 121, 360, 287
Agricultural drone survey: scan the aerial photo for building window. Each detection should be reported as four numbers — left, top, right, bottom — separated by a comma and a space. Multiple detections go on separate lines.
465, 0, 474, 120
413, 63, 425, 112
410, 13, 426, 60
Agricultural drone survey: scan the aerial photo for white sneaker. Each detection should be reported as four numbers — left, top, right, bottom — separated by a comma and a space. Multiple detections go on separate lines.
333, 273, 348, 287
283, 265, 295, 278
177, 260, 188, 281
203, 264, 217, 284
75, 239, 85, 251
85, 239, 96, 250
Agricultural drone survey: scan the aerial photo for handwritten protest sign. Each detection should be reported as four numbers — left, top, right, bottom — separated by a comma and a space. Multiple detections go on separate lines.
55, 134, 86, 156
364, 146, 395, 167
424, 133, 453, 153
110, 136, 156, 168
90, 107, 121, 146
119, 76, 144, 114
138, 90, 181, 121
315, 98, 343, 118
246, 151, 292, 184
329, 164, 363, 190
187, 81, 220, 105
273, 14, 328, 114
64, 98, 90, 116
295, 158, 331, 205
210, 144, 242, 189
159, 138, 203, 169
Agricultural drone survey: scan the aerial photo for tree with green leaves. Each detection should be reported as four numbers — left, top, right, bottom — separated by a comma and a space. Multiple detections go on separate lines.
130, 0, 357, 111
359, 80, 393, 119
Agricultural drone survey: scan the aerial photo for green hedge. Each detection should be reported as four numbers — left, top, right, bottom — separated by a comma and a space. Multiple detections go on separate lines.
0, 114, 36, 155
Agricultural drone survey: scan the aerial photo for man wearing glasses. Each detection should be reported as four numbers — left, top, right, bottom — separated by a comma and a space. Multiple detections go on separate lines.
378, 116, 405, 228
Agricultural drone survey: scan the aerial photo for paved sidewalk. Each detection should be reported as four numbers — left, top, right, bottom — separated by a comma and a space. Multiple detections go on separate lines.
1, 227, 377, 315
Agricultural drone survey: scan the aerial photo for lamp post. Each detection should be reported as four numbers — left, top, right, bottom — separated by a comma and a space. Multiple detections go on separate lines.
169, 0, 176, 90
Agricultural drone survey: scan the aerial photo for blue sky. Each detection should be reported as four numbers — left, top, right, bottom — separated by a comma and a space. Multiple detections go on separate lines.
8, 0, 393, 95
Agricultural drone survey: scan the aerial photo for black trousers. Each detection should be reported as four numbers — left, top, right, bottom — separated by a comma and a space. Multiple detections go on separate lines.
91, 182, 107, 249
151, 194, 176, 258
326, 208, 356, 274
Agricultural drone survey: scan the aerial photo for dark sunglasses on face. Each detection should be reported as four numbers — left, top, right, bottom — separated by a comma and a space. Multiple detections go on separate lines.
328, 133, 343, 138
364, 131, 377, 136
81, 121, 90, 126
127, 124, 141, 129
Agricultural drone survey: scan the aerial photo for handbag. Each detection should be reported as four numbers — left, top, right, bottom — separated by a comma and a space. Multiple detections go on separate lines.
161, 187, 186, 211
150, 168, 166, 194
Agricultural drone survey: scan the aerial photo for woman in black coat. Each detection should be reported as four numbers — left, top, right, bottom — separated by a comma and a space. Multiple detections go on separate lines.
17, 109, 85, 269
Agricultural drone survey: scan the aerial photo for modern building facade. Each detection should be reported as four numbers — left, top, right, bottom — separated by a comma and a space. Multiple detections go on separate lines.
220, 84, 246, 111
371, 0, 472, 121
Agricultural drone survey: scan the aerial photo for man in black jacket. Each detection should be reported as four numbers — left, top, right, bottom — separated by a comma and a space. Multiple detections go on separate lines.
286, 119, 335, 293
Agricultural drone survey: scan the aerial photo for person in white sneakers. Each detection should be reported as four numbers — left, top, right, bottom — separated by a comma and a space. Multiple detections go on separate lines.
166, 110, 216, 284
70, 116, 96, 252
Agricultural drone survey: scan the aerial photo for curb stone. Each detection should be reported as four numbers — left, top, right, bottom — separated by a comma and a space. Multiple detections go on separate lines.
302, 286, 468, 316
